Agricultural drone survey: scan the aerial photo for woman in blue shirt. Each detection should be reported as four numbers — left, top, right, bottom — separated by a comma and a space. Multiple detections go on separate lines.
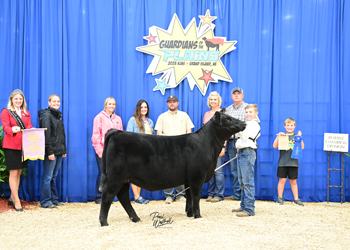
126, 100, 155, 204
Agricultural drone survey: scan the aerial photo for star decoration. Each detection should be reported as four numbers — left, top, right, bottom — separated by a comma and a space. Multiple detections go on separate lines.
199, 69, 215, 86
145, 33, 157, 44
153, 78, 170, 95
199, 10, 217, 26
136, 11, 237, 95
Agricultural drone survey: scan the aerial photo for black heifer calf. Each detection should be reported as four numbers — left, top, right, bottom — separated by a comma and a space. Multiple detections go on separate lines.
99, 109, 245, 226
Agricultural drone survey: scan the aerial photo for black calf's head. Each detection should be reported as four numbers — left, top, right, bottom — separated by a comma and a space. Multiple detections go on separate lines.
213, 109, 246, 140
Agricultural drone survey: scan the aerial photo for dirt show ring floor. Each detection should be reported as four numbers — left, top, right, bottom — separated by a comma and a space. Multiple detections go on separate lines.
1, 199, 349, 249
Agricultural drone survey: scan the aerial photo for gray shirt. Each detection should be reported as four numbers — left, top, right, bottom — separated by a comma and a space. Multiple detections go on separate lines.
278, 134, 299, 167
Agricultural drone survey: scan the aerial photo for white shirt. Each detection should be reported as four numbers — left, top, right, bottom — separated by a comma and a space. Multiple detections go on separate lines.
14, 107, 22, 117
235, 120, 260, 149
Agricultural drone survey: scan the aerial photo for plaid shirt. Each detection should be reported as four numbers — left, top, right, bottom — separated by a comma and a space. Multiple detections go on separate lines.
226, 102, 248, 122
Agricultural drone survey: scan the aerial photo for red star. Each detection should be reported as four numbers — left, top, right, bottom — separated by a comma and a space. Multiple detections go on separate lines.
199, 69, 214, 86
146, 33, 157, 44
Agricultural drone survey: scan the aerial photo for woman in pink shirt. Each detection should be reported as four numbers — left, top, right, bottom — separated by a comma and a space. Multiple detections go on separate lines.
203, 91, 226, 203
91, 97, 123, 204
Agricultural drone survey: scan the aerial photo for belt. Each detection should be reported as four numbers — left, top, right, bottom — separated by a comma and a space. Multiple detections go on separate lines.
237, 147, 252, 152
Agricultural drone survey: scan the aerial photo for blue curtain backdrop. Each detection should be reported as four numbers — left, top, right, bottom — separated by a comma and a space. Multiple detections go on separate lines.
0, 0, 349, 203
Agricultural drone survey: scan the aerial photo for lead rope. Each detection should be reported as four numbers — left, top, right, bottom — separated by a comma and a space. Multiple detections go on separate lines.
174, 155, 238, 198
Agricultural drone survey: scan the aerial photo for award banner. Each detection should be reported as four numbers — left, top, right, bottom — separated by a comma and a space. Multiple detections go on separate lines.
22, 128, 46, 161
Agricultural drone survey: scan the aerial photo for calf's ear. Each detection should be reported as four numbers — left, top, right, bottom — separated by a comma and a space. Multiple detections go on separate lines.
221, 107, 226, 113
214, 111, 222, 125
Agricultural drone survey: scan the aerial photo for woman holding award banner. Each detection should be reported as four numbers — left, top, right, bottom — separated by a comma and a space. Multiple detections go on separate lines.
38, 94, 67, 209
1, 89, 33, 211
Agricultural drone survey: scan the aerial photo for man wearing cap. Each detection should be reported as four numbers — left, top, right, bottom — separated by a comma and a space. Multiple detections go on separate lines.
226, 87, 248, 201
155, 95, 195, 204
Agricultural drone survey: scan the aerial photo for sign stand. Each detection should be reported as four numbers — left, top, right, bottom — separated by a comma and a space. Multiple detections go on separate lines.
324, 133, 348, 204
327, 152, 344, 204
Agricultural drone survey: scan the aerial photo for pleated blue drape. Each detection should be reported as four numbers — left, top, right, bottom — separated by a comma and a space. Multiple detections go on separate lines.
0, 0, 349, 202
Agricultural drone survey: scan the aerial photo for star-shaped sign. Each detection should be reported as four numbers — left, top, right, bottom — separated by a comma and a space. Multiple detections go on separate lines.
153, 78, 170, 95
145, 33, 157, 44
199, 10, 217, 26
199, 69, 215, 86
136, 11, 237, 96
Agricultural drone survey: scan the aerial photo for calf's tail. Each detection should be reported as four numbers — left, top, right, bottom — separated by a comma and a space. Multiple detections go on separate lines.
99, 129, 115, 193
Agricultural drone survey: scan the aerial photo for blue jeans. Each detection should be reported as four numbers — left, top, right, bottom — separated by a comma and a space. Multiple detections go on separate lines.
95, 153, 102, 202
164, 185, 185, 199
207, 156, 225, 200
40, 155, 63, 207
237, 149, 256, 216
227, 140, 241, 199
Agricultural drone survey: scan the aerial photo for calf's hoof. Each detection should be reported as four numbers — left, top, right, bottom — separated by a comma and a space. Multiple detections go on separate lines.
187, 212, 193, 217
130, 216, 141, 223
194, 214, 202, 219
100, 220, 109, 227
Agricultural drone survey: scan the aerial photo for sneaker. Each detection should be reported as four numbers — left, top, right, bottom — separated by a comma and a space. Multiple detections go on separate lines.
42, 204, 56, 209
95, 199, 101, 204
236, 211, 251, 217
175, 196, 186, 202
211, 198, 221, 203
54, 202, 64, 206
206, 197, 213, 202
293, 199, 304, 206
134, 196, 149, 205
165, 197, 173, 204
231, 208, 243, 213
140, 197, 149, 204
276, 197, 284, 205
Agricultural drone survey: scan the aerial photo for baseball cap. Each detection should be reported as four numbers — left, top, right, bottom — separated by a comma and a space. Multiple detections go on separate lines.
231, 87, 243, 94
167, 95, 178, 102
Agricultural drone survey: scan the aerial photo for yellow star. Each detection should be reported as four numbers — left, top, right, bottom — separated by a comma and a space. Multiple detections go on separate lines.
199, 10, 217, 26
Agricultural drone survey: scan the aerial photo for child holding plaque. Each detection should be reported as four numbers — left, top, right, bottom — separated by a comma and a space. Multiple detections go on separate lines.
273, 118, 305, 206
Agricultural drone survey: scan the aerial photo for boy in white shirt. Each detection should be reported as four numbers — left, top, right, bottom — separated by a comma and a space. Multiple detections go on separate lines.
232, 104, 260, 217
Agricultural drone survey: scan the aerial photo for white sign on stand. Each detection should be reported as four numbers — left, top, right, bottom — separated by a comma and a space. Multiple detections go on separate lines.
323, 133, 349, 153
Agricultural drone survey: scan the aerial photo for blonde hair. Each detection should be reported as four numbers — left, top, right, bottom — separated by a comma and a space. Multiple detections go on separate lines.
284, 118, 296, 126
207, 91, 222, 109
245, 104, 258, 112
104, 97, 116, 112
7, 89, 28, 114
49, 94, 60, 102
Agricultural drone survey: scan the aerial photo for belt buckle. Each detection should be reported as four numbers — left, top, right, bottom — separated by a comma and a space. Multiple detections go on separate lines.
238, 147, 247, 153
